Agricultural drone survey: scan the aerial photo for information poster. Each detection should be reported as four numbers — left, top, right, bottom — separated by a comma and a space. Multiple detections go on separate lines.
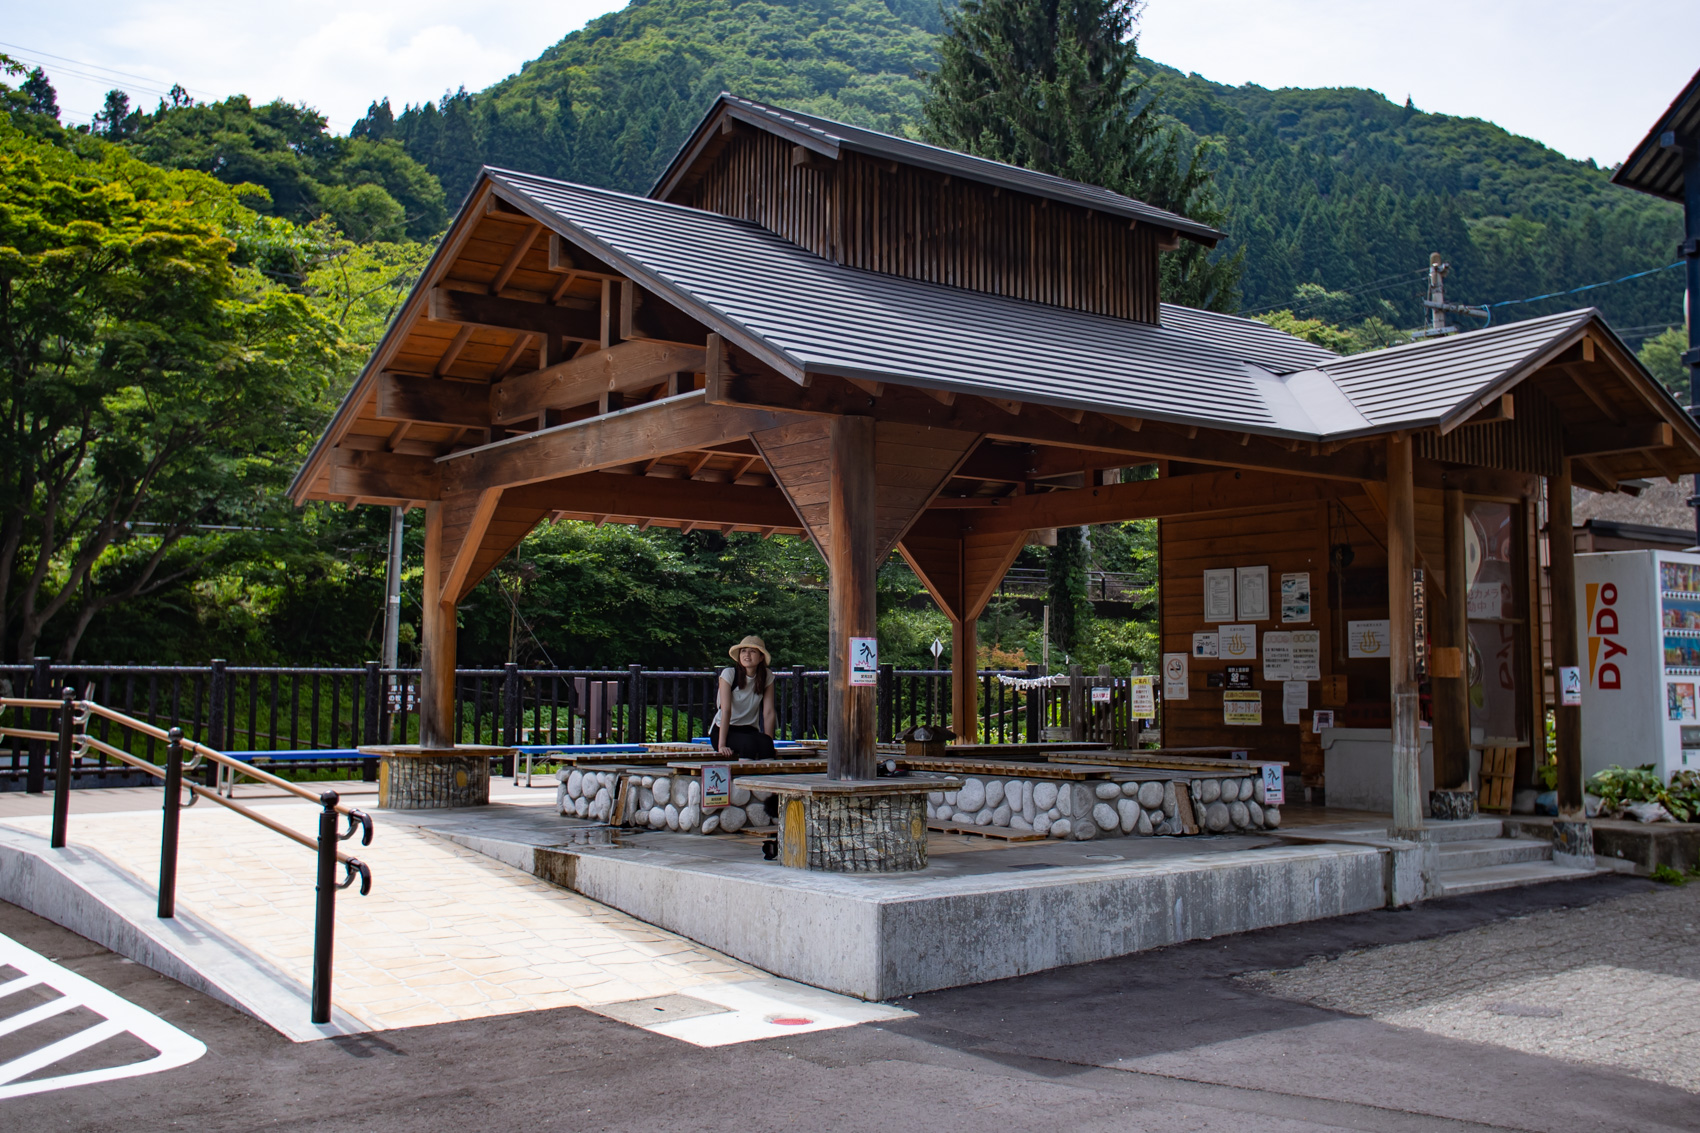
1312, 709, 1335, 732
1204, 569, 1236, 622
849, 636, 879, 685
1347, 620, 1392, 659
1129, 676, 1156, 720
1560, 666, 1582, 707
1091, 685, 1112, 704
1223, 690, 1262, 725
1290, 630, 1322, 681
701, 763, 731, 809
1192, 632, 1219, 658
1282, 680, 1308, 725
1236, 566, 1270, 621
1280, 572, 1312, 623
1262, 631, 1293, 680
1163, 653, 1190, 701
1219, 624, 1257, 661
1261, 764, 1286, 805
1226, 665, 1253, 690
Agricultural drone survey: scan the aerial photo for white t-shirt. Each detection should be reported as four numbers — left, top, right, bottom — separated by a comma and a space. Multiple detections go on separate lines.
712, 667, 766, 730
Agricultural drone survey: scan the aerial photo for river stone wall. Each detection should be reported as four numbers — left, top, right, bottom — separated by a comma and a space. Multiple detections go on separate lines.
556, 769, 775, 834
927, 773, 1281, 839
558, 767, 1282, 840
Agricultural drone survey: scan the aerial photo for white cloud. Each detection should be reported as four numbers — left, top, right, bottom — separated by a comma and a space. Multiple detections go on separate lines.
6, 0, 1697, 162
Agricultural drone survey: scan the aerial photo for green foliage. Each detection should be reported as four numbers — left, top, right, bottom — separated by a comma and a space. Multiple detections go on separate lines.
0, 120, 349, 661
1045, 526, 1091, 656
1585, 764, 1700, 822
121, 97, 448, 241
1639, 326, 1690, 397
920, 0, 1240, 310
1650, 864, 1688, 886
1254, 306, 1410, 356
365, 0, 939, 204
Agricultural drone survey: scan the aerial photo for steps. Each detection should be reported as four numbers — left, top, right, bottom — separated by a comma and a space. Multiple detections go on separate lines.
1430, 817, 1601, 896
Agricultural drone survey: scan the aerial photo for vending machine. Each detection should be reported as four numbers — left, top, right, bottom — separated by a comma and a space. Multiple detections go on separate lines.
1576, 549, 1700, 780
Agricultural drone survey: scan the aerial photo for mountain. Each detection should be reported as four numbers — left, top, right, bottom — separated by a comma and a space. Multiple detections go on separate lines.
367, 0, 1679, 336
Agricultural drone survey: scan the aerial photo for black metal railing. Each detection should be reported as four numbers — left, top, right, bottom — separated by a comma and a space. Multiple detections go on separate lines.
1, 658, 1146, 787
1, 691, 373, 1025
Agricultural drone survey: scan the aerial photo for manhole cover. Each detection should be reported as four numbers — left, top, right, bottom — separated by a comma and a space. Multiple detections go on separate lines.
587, 994, 730, 1027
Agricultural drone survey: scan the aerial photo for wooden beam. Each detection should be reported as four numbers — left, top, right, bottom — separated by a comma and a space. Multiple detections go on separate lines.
328, 449, 441, 501
827, 415, 878, 781
1434, 488, 1471, 791
492, 341, 707, 426
439, 488, 503, 605
429, 287, 599, 340
1549, 460, 1583, 818
709, 367, 1383, 482
439, 390, 800, 494
1387, 434, 1423, 836
505, 472, 799, 529
1047, 405, 1086, 424
1558, 363, 1625, 425
546, 233, 627, 281
489, 221, 543, 295
619, 280, 711, 347
376, 373, 492, 429
434, 325, 474, 378
1565, 421, 1673, 457
418, 500, 455, 748
959, 468, 1355, 535
491, 333, 535, 380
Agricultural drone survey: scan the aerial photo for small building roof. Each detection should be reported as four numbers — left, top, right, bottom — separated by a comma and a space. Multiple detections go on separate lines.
652, 93, 1224, 247
1612, 67, 1700, 202
490, 169, 1685, 442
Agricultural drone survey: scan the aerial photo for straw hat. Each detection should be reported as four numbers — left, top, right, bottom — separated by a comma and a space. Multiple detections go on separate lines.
728, 635, 771, 664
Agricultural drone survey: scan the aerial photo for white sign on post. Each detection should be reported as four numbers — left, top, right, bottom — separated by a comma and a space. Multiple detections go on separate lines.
1162, 653, 1189, 701
1261, 764, 1286, 806
849, 636, 879, 685
1091, 685, 1112, 705
1560, 665, 1582, 707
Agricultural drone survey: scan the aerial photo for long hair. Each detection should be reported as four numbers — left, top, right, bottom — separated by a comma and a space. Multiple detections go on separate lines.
733, 657, 770, 694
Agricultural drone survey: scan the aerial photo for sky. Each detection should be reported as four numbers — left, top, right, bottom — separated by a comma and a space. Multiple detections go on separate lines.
4, 0, 1697, 164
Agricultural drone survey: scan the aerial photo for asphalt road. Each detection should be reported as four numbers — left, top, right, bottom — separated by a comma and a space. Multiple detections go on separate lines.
2, 874, 1691, 1133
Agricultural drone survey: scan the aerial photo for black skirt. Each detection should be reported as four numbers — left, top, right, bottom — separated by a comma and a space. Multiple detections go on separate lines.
721, 724, 775, 760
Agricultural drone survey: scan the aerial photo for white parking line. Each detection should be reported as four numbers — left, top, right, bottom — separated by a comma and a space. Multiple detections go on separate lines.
0, 934, 206, 1100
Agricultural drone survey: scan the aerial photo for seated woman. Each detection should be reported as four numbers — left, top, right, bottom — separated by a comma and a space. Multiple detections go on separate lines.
713, 635, 777, 760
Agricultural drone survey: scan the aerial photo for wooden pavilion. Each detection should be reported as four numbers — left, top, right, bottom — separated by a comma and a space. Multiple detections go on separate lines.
291, 94, 1700, 829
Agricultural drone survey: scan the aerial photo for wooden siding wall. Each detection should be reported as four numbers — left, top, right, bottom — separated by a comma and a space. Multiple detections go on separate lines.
1160, 489, 1450, 784
678, 131, 1161, 322
1414, 387, 1563, 478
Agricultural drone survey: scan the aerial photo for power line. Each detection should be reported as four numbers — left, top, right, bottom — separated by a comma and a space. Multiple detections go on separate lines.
1482, 262, 1683, 325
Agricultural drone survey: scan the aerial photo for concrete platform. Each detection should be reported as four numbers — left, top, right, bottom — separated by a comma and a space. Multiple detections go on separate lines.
387, 804, 1396, 1000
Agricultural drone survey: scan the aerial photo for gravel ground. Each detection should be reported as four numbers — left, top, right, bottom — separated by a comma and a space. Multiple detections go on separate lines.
1240, 881, 1700, 1092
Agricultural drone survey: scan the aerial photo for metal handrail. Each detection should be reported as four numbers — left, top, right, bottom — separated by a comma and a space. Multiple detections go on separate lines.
0, 692, 372, 1025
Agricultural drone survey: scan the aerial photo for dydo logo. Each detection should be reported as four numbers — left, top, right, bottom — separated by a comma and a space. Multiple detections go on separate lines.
1586, 583, 1625, 690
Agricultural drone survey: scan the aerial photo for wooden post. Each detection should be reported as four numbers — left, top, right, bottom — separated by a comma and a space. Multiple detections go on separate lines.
826, 415, 877, 780
1387, 434, 1423, 833
1432, 487, 1472, 790
951, 614, 978, 744
1548, 461, 1583, 817
1068, 663, 1085, 741
418, 500, 457, 749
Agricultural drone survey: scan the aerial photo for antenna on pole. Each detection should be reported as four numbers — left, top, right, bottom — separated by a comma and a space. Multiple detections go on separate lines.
1411, 252, 1489, 339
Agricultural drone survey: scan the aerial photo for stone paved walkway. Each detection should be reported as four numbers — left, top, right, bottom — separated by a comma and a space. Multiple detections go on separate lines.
1, 792, 766, 1033
1239, 881, 1700, 1093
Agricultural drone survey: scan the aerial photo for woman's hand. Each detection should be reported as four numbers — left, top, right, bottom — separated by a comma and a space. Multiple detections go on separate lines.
719, 744, 734, 757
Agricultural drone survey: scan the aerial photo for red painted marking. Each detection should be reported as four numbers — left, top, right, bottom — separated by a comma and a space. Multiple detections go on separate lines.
769, 1016, 813, 1026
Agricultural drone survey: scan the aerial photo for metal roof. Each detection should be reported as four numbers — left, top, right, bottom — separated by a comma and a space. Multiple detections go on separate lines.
653, 93, 1224, 247
490, 169, 1647, 443
1613, 68, 1700, 202
1297, 309, 1600, 433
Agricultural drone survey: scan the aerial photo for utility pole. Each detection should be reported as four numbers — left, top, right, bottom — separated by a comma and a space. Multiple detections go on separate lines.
1665, 129, 1700, 544
382, 506, 405, 671
1411, 252, 1488, 339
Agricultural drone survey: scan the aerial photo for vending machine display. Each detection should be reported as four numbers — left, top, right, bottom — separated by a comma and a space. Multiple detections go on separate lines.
1578, 550, 1700, 780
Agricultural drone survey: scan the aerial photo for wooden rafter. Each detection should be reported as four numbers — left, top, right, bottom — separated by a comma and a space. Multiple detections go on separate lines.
493, 340, 706, 426
490, 222, 544, 295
